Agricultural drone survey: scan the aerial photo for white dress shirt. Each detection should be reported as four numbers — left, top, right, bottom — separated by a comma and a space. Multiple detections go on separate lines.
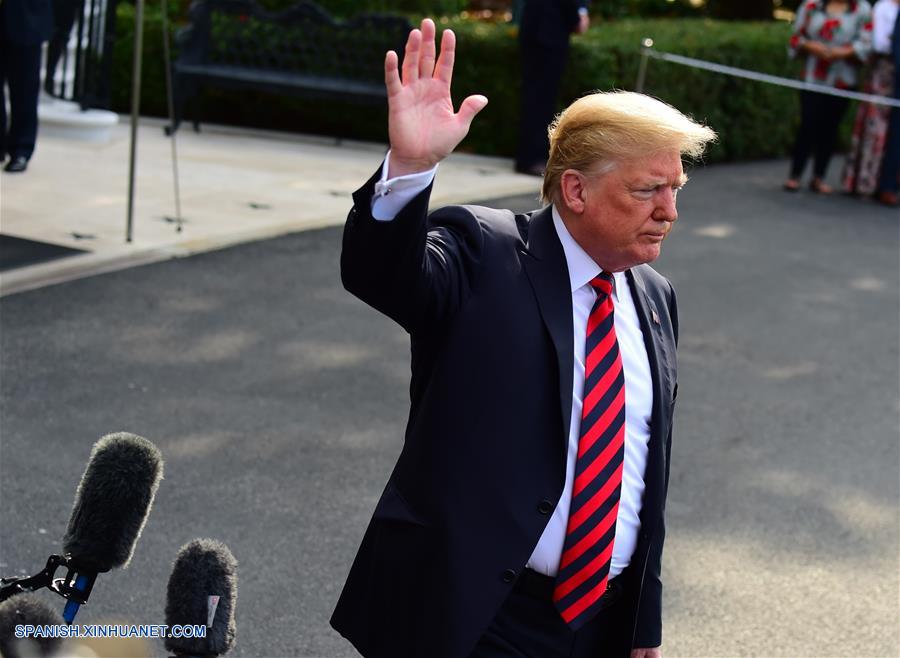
370, 154, 653, 578
526, 209, 652, 579
873, 0, 899, 54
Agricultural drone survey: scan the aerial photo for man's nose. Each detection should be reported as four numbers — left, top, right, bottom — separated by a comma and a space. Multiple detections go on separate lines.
654, 188, 678, 223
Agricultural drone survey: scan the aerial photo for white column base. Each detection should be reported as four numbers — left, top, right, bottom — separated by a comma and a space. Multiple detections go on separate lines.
38, 94, 119, 143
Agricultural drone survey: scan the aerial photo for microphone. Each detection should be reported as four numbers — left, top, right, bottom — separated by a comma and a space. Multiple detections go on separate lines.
59, 432, 164, 622
0, 432, 164, 624
0, 593, 65, 658
164, 539, 237, 657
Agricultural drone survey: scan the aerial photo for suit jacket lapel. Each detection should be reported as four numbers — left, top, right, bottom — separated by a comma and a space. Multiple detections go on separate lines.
626, 267, 673, 533
521, 206, 575, 448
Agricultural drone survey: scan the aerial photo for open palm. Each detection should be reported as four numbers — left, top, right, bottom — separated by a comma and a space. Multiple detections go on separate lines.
385, 19, 488, 178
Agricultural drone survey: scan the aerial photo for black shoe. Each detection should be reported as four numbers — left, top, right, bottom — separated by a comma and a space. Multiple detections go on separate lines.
4, 156, 28, 173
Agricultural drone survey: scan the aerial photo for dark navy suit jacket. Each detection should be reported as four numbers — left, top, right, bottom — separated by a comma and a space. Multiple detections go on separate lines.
1, 0, 53, 45
331, 166, 678, 658
519, 0, 589, 49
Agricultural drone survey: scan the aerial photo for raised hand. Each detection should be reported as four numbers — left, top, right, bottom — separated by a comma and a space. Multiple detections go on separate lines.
384, 18, 488, 178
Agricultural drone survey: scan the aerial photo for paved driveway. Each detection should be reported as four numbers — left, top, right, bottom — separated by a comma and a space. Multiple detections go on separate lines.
1, 160, 897, 657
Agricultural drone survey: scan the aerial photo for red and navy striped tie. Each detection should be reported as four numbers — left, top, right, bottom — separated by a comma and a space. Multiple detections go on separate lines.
553, 272, 626, 629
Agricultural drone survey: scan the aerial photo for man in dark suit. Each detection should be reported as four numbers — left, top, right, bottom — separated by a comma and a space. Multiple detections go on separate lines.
1, 0, 54, 173
331, 19, 715, 658
516, 0, 590, 175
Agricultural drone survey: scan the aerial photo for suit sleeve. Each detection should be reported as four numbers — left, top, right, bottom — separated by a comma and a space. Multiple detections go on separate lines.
340, 165, 485, 334
634, 281, 678, 649
634, 517, 664, 648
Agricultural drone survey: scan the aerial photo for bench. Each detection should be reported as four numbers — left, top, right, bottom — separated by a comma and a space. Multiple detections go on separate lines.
169, 0, 411, 133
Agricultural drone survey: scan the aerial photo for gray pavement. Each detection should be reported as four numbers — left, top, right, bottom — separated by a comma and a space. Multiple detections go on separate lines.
0, 120, 542, 297
1, 158, 899, 657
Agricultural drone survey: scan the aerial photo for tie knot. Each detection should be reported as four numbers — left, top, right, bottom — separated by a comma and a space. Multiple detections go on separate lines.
590, 272, 615, 299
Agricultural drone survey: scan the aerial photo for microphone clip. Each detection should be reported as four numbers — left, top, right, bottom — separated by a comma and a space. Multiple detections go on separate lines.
0, 554, 98, 606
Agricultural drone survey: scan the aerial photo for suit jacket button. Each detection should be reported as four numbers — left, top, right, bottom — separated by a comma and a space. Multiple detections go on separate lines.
537, 500, 554, 515
501, 569, 516, 583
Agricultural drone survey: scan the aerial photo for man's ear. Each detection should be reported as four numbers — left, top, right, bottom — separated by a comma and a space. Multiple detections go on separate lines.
559, 169, 586, 214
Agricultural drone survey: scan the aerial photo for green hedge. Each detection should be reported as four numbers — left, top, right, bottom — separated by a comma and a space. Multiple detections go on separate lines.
445, 17, 803, 162
111, 7, 812, 162
572, 18, 800, 162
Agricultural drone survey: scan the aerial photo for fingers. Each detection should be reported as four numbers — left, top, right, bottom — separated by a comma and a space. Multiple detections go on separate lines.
434, 28, 456, 87
384, 50, 401, 97
401, 27, 421, 84
419, 18, 437, 79
402, 20, 455, 86
457, 94, 489, 128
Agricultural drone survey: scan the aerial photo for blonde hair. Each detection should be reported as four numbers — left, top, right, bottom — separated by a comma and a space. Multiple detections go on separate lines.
541, 91, 717, 205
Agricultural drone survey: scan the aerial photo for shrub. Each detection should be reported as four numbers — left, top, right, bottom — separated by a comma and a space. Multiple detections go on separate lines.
580, 18, 799, 162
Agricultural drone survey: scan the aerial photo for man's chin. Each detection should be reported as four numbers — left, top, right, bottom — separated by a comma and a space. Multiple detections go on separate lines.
599, 245, 662, 271
634, 245, 662, 266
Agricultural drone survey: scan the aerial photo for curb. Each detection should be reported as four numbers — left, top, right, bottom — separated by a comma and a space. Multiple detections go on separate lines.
1, 179, 540, 297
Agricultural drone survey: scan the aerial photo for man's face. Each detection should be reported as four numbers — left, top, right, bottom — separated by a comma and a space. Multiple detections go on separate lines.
564, 150, 686, 272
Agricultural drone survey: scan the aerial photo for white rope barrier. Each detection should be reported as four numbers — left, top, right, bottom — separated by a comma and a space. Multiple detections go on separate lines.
638, 39, 900, 109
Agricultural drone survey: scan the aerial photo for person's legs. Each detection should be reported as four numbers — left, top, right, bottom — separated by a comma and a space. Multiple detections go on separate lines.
811, 94, 850, 189
788, 90, 820, 184
1, 35, 9, 161
572, 599, 631, 658
516, 40, 568, 174
470, 569, 632, 658
5, 40, 43, 163
877, 105, 900, 198
45, 0, 80, 94
469, 569, 572, 658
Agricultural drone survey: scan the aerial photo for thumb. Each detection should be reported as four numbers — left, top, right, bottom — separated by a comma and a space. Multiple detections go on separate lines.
457, 94, 489, 128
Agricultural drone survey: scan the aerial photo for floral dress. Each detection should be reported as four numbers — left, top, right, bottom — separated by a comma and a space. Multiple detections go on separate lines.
843, 0, 898, 194
789, 0, 874, 89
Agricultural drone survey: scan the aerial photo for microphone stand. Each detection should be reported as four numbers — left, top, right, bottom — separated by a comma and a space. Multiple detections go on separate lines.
1, 555, 100, 623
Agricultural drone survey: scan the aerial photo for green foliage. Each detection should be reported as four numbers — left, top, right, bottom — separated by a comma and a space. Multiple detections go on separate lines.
584, 18, 799, 162
448, 17, 801, 161
111, 2, 170, 116
111, 5, 817, 162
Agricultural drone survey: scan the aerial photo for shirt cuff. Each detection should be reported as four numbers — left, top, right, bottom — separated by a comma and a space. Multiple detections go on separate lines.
371, 151, 438, 221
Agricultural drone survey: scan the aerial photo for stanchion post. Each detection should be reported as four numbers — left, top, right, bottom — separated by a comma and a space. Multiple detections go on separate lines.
635, 37, 654, 93
126, 0, 145, 243
160, 0, 183, 232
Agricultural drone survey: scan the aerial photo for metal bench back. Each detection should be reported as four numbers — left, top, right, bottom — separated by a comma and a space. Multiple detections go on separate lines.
179, 0, 411, 83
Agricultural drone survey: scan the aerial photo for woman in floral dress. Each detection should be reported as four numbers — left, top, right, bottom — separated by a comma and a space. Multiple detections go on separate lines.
842, 0, 899, 196
785, 0, 873, 193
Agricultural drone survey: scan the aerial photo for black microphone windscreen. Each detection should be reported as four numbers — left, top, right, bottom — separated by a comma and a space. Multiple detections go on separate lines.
62, 432, 164, 572
164, 539, 237, 657
0, 593, 65, 657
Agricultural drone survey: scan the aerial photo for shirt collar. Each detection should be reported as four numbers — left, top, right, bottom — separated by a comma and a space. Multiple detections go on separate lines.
551, 205, 622, 301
